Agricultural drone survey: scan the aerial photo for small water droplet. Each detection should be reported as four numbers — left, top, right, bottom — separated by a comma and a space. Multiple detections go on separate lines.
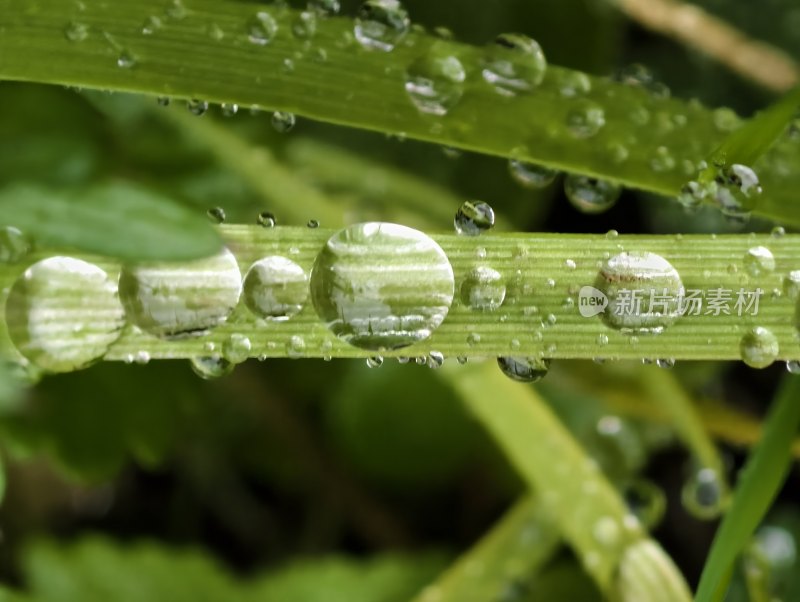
156, 96, 171, 107
309, 222, 454, 351
454, 200, 495, 236
207, 207, 225, 224
566, 100, 605, 138
508, 159, 558, 189
247, 11, 278, 45
271, 111, 296, 133
744, 246, 776, 276
222, 334, 251, 365
656, 358, 676, 369
0, 226, 31, 263
116, 50, 136, 69
404, 49, 466, 116
190, 356, 234, 380
286, 335, 306, 358
740, 326, 779, 369
221, 103, 239, 117
119, 249, 242, 338
682, 467, 726, 520
596, 251, 684, 334
354, 0, 410, 52
460, 266, 506, 311
497, 357, 550, 382
481, 33, 547, 96
5, 257, 125, 372
308, 0, 341, 16
307, 219, 320, 229
771, 226, 786, 238
243, 256, 309, 321
258, 211, 277, 228
784, 271, 800, 300
187, 99, 209, 116
142, 15, 163, 35
65, 21, 89, 42
558, 71, 591, 97
292, 10, 317, 39
565, 175, 621, 214
427, 350, 444, 369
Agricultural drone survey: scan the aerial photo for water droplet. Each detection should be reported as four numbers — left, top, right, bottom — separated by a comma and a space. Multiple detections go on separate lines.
744, 246, 776, 276
307, 219, 320, 229
190, 356, 234, 380
454, 201, 495, 236
460, 266, 506, 311
258, 211, 277, 228
427, 350, 444, 369
221, 103, 239, 117
566, 100, 605, 138
614, 63, 670, 97
292, 10, 317, 39
222, 334, 251, 364
310, 223, 454, 351
308, 0, 341, 16
565, 175, 621, 214
784, 271, 800, 300
596, 251, 684, 334
786, 360, 800, 374
354, 0, 410, 52
623, 478, 666, 529
771, 226, 786, 238
656, 358, 675, 369
682, 467, 726, 520
119, 249, 242, 338
404, 50, 466, 116
5, 257, 125, 372
497, 357, 550, 382
65, 21, 89, 42
243, 256, 308, 320
207, 207, 226, 224
142, 15, 163, 35
481, 33, 547, 96
271, 111, 296, 133
712, 164, 762, 217
0, 226, 31, 263
286, 335, 306, 358
743, 526, 797, 597
247, 11, 278, 45
187, 99, 209, 116
116, 50, 136, 69
558, 71, 591, 97
365, 356, 384, 368
740, 326, 779, 369
508, 159, 558, 189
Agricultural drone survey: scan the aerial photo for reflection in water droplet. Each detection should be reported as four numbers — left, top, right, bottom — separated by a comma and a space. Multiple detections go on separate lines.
5, 257, 125, 372
310, 223, 454, 351
258, 211, 277, 228
740, 326, 779, 369
243, 256, 309, 320
190, 356, 234, 380
404, 50, 466, 116
454, 200, 495, 236
247, 11, 278, 45
565, 175, 621, 214
566, 100, 605, 138
366, 356, 384, 368
497, 357, 550, 382
0, 226, 31, 264
787, 360, 800, 374
460, 266, 506, 311
119, 249, 242, 339
222, 334, 252, 364
482, 33, 547, 96
744, 246, 776, 276
207, 207, 226, 224
596, 251, 684, 334
187, 99, 209, 116
427, 350, 444, 369
272, 111, 297, 133
354, 0, 410, 52
509, 160, 558, 189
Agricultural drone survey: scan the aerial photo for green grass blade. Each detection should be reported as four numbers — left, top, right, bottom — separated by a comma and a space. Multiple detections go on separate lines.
0, 182, 221, 261
442, 361, 692, 599
410, 496, 561, 602
1, 0, 799, 223
694, 376, 800, 602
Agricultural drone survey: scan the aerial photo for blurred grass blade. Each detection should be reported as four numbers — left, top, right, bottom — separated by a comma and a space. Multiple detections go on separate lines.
0, 182, 221, 261
443, 362, 692, 600
710, 87, 800, 167
695, 376, 800, 602
1, 0, 800, 223
410, 496, 561, 602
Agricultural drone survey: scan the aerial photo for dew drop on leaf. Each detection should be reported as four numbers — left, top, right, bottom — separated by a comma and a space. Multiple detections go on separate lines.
292, 11, 317, 39
404, 49, 466, 116
481, 33, 547, 96
221, 103, 239, 117
190, 356, 234, 380
496, 357, 550, 383
257, 211, 277, 228
206, 207, 226, 224
564, 175, 621, 214
354, 0, 410, 52
566, 100, 606, 139
454, 200, 495, 236
681, 467, 726, 520
222, 334, 252, 365
460, 266, 506, 311
243, 256, 309, 321
309, 222, 454, 351
64, 21, 89, 42
739, 326, 779, 369
366, 356, 384, 368
187, 99, 209, 116
0, 226, 31, 264
247, 11, 278, 45
308, 0, 341, 16
5, 257, 125, 373
744, 246, 776, 276
508, 159, 558, 189
271, 111, 296, 133
786, 360, 800, 374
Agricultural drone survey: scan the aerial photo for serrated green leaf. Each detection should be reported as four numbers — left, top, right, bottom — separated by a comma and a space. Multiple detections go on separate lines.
0, 182, 221, 262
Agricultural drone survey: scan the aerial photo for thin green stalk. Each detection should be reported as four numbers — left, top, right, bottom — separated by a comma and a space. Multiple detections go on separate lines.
2, 228, 800, 365
1, 0, 799, 223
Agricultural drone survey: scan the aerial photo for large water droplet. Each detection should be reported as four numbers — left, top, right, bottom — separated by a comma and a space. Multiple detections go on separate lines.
5, 257, 125, 372
712, 164, 762, 217
460, 266, 506, 311
481, 33, 547, 96
509, 159, 558, 189
247, 11, 278, 45
565, 175, 621, 214
740, 326, 779, 369
354, 0, 410, 52
596, 251, 685, 334
310, 223, 454, 351
0, 226, 31, 263
190, 356, 234, 380
404, 50, 466, 116
744, 246, 776, 276
496, 357, 550, 382
682, 467, 726, 520
243, 256, 308, 320
119, 249, 242, 338
454, 200, 495, 236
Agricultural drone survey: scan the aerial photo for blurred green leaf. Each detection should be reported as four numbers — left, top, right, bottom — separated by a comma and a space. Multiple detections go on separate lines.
0, 182, 221, 262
